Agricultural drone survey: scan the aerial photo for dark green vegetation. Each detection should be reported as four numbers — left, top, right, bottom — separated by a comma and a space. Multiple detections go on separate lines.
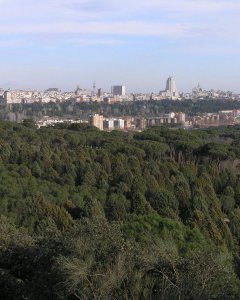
2, 99, 240, 121
1, 121, 240, 299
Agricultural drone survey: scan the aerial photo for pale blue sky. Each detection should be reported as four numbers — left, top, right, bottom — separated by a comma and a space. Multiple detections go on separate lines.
0, 0, 240, 93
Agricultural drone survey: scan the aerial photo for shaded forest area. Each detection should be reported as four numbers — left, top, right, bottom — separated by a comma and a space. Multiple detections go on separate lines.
1, 121, 240, 299
2, 99, 240, 121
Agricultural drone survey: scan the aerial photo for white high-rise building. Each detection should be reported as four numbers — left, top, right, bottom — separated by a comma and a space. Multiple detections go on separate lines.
165, 77, 179, 100
3, 91, 12, 104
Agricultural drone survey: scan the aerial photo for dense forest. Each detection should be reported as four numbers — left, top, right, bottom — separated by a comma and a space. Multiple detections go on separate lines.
2, 99, 240, 121
2, 121, 240, 299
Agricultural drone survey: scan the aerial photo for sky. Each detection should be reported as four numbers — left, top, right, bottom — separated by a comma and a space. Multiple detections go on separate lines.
0, 0, 240, 93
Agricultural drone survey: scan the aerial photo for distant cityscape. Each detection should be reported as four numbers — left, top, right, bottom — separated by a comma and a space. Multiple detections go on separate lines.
0, 76, 239, 105
1, 76, 240, 131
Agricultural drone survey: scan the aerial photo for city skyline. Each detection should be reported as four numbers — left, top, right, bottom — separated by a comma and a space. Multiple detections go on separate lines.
1, 0, 240, 92
0, 78, 238, 96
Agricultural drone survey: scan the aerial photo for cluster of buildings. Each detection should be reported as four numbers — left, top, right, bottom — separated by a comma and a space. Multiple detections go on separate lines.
0, 88, 76, 104
187, 83, 234, 100
0, 85, 129, 105
36, 117, 84, 128
189, 109, 240, 127
32, 109, 240, 131
89, 114, 129, 131
89, 112, 187, 131
0, 77, 239, 105
134, 80, 239, 101
1, 77, 240, 131
88, 109, 240, 131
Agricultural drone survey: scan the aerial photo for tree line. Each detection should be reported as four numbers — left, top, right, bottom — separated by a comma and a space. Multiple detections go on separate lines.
2, 99, 240, 121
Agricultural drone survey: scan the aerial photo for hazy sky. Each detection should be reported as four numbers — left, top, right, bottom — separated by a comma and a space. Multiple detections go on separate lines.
0, 0, 240, 93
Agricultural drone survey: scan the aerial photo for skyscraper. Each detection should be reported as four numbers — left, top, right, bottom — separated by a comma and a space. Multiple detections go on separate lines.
165, 77, 179, 99
111, 85, 126, 96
